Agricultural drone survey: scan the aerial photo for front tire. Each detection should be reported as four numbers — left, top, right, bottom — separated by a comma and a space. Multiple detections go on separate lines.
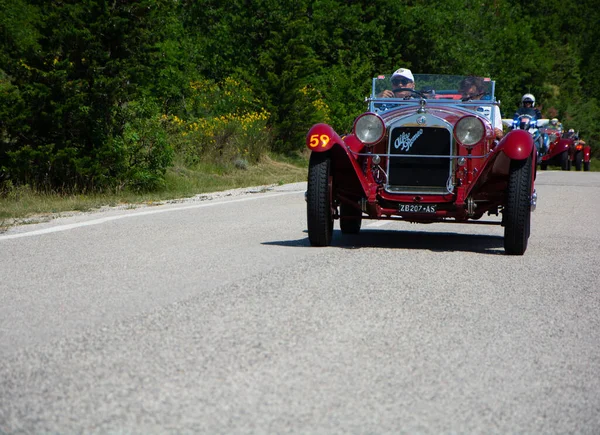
504, 156, 532, 255
307, 153, 334, 246
560, 151, 569, 170
574, 151, 583, 171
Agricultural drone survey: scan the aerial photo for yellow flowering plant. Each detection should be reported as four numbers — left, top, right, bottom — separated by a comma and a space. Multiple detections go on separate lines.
163, 78, 271, 166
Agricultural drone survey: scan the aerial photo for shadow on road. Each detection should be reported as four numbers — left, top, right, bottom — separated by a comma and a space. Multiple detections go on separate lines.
263, 229, 505, 255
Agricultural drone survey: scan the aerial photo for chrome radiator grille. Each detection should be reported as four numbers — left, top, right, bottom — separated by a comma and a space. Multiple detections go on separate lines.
386, 126, 453, 193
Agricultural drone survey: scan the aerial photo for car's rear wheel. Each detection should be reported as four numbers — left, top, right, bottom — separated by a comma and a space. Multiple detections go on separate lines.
560, 151, 569, 170
307, 152, 334, 246
340, 203, 362, 234
504, 155, 532, 255
584, 161, 590, 171
574, 151, 583, 171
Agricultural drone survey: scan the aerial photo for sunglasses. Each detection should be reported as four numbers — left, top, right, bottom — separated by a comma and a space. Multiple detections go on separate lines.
392, 78, 413, 86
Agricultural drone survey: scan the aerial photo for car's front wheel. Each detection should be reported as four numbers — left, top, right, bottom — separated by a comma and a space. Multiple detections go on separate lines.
504, 155, 532, 255
307, 152, 334, 246
574, 151, 583, 171
560, 151, 569, 170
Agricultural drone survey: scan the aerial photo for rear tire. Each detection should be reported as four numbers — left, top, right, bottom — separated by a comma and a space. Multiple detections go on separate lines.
504, 156, 532, 255
540, 161, 547, 170
307, 153, 334, 246
584, 161, 590, 171
340, 203, 362, 234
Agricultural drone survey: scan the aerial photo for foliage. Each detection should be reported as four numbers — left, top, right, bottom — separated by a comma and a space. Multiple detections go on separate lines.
109, 99, 174, 192
1, 0, 599, 194
164, 77, 272, 166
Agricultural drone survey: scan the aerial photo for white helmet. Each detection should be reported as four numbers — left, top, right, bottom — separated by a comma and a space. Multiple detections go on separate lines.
522, 93, 536, 106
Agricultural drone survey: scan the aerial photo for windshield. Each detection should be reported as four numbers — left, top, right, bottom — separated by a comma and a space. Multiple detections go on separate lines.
369, 74, 499, 125
371, 74, 495, 101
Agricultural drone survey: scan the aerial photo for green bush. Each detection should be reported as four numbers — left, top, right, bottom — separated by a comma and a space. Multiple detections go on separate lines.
111, 99, 174, 192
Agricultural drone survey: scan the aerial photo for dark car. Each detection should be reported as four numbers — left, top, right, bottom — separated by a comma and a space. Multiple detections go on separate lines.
306, 74, 537, 255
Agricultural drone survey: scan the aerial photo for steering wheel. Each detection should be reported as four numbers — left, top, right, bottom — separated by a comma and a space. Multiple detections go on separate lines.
461, 92, 486, 102
391, 88, 426, 99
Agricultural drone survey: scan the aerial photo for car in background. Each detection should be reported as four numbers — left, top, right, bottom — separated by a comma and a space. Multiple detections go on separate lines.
569, 138, 591, 171
539, 127, 571, 171
306, 74, 537, 255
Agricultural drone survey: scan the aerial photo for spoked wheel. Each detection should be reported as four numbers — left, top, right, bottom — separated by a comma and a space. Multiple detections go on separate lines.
504, 155, 533, 255
340, 202, 362, 234
307, 152, 334, 246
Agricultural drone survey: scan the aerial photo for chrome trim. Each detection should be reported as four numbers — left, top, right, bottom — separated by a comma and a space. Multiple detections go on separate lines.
446, 176, 455, 194
467, 197, 477, 216
352, 152, 488, 159
384, 115, 455, 195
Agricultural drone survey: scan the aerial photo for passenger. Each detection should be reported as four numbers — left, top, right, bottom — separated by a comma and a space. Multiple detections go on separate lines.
458, 76, 503, 140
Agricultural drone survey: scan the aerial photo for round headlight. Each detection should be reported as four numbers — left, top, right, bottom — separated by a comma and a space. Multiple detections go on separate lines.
353, 113, 385, 145
455, 116, 485, 148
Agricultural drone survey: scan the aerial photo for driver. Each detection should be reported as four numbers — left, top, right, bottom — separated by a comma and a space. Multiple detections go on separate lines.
547, 118, 563, 132
514, 93, 542, 119
379, 68, 415, 98
564, 128, 576, 139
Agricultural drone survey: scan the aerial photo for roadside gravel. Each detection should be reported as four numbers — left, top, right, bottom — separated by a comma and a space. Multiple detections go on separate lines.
1, 182, 307, 232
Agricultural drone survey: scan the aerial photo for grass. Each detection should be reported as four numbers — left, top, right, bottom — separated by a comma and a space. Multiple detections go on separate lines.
0, 153, 308, 231
1, 150, 596, 231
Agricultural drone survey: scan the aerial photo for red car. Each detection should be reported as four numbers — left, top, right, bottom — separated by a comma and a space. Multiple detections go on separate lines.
539, 128, 573, 171
569, 138, 591, 171
306, 74, 537, 255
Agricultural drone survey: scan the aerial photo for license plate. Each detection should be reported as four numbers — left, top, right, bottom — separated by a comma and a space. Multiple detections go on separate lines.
399, 204, 437, 213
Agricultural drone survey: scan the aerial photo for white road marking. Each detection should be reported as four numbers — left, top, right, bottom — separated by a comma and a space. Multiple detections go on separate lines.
0, 191, 303, 241
367, 221, 391, 228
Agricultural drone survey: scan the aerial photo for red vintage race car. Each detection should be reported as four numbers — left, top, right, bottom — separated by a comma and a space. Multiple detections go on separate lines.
569, 138, 591, 171
305, 74, 537, 255
539, 128, 573, 171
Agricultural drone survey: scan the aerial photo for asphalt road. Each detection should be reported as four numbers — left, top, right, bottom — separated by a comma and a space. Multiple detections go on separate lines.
1, 171, 599, 434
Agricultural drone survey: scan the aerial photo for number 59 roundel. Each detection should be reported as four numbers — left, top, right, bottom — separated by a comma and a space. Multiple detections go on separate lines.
306, 123, 343, 152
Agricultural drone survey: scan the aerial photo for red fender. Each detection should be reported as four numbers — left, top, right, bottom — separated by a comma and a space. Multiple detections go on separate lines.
306, 123, 345, 152
584, 145, 591, 162
542, 138, 571, 162
498, 129, 534, 160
